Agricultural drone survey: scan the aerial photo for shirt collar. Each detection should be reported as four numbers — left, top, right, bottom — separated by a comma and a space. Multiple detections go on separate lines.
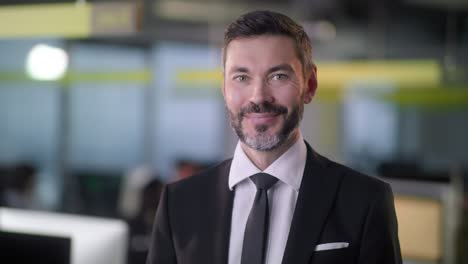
228, 132, 307, 192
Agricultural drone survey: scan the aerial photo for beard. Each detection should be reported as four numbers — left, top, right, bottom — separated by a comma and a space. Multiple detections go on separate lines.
227, 100, 303, 151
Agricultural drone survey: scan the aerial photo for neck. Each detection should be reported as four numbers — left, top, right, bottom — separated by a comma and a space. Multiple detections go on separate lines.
241, 130, 301, 171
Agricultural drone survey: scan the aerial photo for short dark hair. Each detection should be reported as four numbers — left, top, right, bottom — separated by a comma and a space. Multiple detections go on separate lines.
223, 10, 313, 77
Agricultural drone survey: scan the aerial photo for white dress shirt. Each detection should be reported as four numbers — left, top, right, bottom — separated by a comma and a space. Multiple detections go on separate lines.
227, 133, 307, 264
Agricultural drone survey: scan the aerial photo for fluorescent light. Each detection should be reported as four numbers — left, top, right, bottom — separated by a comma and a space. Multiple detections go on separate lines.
26, 44, 69, 81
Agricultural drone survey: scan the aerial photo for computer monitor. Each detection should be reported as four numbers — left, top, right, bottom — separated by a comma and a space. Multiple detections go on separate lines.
0, 231, 71, 264
0, 207, 128, 264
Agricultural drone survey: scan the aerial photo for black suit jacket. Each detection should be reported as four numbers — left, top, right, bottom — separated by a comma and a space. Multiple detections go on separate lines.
147, 143, 402, 264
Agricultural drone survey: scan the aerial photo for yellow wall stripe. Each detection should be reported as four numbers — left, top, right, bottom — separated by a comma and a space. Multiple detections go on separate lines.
0, 70, 151, 84
381, 87, 468, 107
317, 60, 441, 89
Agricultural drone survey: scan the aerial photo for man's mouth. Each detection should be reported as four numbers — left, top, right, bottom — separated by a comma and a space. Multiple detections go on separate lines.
244, 112, 280, 125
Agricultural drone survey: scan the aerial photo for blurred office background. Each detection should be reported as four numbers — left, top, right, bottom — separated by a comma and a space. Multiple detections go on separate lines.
0, 0, 467, 263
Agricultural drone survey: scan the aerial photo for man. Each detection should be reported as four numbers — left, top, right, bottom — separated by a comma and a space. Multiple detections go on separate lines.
147, 10, 402, 264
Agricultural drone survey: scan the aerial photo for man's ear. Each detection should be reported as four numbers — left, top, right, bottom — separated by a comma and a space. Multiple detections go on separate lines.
304, 64, 318, 104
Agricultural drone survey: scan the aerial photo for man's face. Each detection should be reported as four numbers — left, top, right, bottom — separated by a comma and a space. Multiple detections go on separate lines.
223, 35, 315, 151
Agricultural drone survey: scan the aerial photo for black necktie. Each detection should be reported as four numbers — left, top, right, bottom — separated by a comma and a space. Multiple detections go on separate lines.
241, 173, 278, 264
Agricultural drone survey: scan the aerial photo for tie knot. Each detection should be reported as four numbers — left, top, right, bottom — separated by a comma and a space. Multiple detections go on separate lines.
250, 173, 278, 190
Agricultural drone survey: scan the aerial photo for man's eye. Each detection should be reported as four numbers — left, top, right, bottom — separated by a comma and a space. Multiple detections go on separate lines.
234, 75, 248, 81
272, 74, 288, 81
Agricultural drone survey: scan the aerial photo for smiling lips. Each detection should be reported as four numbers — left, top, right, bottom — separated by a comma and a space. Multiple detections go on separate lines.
244, 112, 280, 125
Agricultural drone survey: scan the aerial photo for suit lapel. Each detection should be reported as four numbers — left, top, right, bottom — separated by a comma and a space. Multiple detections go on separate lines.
211, 160, 234, 264
281, 143, 343, 264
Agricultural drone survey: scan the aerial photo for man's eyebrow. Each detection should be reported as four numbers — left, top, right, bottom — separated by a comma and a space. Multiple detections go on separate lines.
228, 66, 249, 74
267, 64, 294, 74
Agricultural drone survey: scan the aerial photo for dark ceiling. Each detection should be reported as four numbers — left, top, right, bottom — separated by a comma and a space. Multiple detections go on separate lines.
1, 0, 466, 56
1, 0, 465, 24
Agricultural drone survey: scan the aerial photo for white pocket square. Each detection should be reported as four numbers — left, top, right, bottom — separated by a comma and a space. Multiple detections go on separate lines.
314, 242, 349, 251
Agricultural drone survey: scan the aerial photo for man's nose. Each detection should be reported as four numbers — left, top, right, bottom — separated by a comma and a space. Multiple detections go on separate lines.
250, 79, 274, 104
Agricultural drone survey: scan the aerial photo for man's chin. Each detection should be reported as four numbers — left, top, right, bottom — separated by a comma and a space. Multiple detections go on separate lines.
242, 132, 283, 152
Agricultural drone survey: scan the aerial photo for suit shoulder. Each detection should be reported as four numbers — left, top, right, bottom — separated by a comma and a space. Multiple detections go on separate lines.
163, 159, 232, 211
166, 158, 232, 193
322, 156, 391, 197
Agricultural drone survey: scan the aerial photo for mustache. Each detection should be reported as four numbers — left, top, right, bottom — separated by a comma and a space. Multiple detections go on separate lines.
239, 101, 288, 117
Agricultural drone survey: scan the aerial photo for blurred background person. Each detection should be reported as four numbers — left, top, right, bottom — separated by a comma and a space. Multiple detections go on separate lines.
127, 177, 163, 264
0, 162, 37, 209
172, 159, 208, 181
